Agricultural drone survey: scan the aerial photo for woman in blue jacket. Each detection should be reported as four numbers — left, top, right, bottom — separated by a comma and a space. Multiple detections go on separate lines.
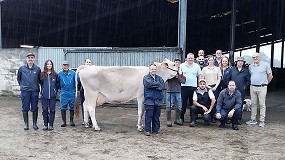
40, 60, 58, 130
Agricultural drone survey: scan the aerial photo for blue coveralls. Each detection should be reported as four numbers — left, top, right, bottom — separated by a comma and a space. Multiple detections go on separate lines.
57, 69, 76, 111
40, 73, 58, 126
143, 74, 165, 133
17, 64, 41, 112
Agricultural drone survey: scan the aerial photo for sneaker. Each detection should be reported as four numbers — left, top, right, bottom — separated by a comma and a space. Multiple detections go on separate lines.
145, 132, 151, 136
246, 119, 257, 125
259, 121, 265, 128
189, 122, 196, 127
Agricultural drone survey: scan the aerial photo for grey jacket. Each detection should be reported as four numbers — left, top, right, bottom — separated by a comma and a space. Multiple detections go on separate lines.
166, 73, 186, 92
216, 88, 242, 113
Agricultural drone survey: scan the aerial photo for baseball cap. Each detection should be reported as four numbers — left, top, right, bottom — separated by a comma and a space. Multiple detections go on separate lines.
26, 53, 35, 57
235, 57, 245, 61
199, 79, 207, 83
62, 61, 69, 65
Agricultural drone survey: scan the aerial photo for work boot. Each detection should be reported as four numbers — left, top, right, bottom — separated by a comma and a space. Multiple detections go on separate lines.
61, 110, 66, 127
166, 111, 172, 127
70, 110, 75, 127
32, 112, 39, 130
174, 110, 183, 125
23, 112, 29, 130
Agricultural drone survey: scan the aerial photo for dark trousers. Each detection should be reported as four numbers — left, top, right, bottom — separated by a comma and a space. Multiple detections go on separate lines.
21, 91, 39, 112
209, 84, 220, 120
190, 105, 210, 123
41, 97, 56, 126
181, 86, 196, 116
145, 105, 161, 132
219, 108, 242, 125
238, 89, 245, 120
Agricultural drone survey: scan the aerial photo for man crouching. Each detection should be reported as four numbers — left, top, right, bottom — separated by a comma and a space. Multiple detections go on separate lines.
216, 80, 242, 130
190, 79, 216, 127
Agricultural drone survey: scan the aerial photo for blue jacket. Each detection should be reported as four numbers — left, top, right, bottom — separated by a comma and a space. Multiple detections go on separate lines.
143, 74, 165, 106
57, 69, 76, 96
40, 73, 58, 99
17, 64, 41, 92
219, 67, 231, 89
216, 88, 242, 113
230, 67, 250, 94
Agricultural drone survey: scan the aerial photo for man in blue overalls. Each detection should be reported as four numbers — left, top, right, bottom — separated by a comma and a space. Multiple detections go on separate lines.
17, 53, 41, 130
57, 61, 76, 127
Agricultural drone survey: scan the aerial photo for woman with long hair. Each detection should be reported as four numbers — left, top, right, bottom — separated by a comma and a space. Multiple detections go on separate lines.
219, 56, 232, 91
40, 60, 58, 130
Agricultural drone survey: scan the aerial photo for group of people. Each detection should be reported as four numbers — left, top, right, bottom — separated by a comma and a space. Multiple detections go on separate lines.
17, 53, 92, 131
143, 50, 273, 136
17, 50, 273, 135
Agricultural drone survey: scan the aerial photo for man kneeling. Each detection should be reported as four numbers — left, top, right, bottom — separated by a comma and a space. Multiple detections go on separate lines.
216, 80, 242, 130
190, 79, 216, 127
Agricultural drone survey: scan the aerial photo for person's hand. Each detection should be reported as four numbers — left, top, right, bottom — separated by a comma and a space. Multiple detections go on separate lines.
201, 105, 208, 112
216, 113, 221, 119
228, 109, 235, 118
204, 109, 211, 115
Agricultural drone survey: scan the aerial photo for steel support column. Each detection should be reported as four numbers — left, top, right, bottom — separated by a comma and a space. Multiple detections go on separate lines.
178, 0, 187, 60
0, 1, 2, 48
229, 0, 236, 65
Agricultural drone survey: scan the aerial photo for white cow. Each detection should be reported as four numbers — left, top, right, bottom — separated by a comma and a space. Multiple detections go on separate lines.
76, 59, 179, 131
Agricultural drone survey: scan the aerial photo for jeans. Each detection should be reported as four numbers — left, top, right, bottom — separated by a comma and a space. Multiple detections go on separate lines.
218, 108, 242, 125
166, 92, 182, 112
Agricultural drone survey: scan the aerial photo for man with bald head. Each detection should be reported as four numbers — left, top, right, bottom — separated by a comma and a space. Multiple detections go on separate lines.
246, 52, 273, 128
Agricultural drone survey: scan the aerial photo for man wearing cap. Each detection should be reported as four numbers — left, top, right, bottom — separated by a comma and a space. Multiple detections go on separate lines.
17, 53, 41, 130
229, 56, 250, 124
190, 79, 216, 127
246, 52, 273, 128
57, 61, 76, 127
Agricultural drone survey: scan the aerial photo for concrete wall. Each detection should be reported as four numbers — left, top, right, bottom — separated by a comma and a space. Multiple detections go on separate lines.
0, 48, 38, 96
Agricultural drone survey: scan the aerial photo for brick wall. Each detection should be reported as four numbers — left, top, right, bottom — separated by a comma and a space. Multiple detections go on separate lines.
0, 48, 38, 96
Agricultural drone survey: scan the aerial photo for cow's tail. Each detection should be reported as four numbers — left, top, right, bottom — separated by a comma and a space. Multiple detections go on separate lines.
74, 65, 90, 118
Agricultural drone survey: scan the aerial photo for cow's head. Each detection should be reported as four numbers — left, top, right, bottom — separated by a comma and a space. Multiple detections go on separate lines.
155, 58, 179, 82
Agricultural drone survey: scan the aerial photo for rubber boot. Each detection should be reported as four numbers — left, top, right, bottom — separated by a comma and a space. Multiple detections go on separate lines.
61, 110, 66, 127
180, 114, 184, 124
174, 110, 183, 125
23, 112, 29, 130
166, 111, 172, 127
32, 112, 39, 130
70, 110, 75, 126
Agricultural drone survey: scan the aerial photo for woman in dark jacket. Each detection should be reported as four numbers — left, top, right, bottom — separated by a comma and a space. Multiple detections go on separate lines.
40, 60, 58, 130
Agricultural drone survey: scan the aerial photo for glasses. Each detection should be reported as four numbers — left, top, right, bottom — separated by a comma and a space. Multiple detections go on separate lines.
252, 56, 259, 59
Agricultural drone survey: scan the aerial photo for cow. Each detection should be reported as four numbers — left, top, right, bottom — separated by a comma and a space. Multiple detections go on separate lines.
76, 59, 179, 131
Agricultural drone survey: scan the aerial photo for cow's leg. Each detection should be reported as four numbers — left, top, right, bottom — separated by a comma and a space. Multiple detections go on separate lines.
137, 90, 144, 132
89, 105, 101, 131
84, 91, 101, 131
83, 104, 90, 128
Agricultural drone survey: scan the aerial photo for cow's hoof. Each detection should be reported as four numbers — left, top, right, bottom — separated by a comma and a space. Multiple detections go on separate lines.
94, 127, 101, 131
137, 126, 144, 132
